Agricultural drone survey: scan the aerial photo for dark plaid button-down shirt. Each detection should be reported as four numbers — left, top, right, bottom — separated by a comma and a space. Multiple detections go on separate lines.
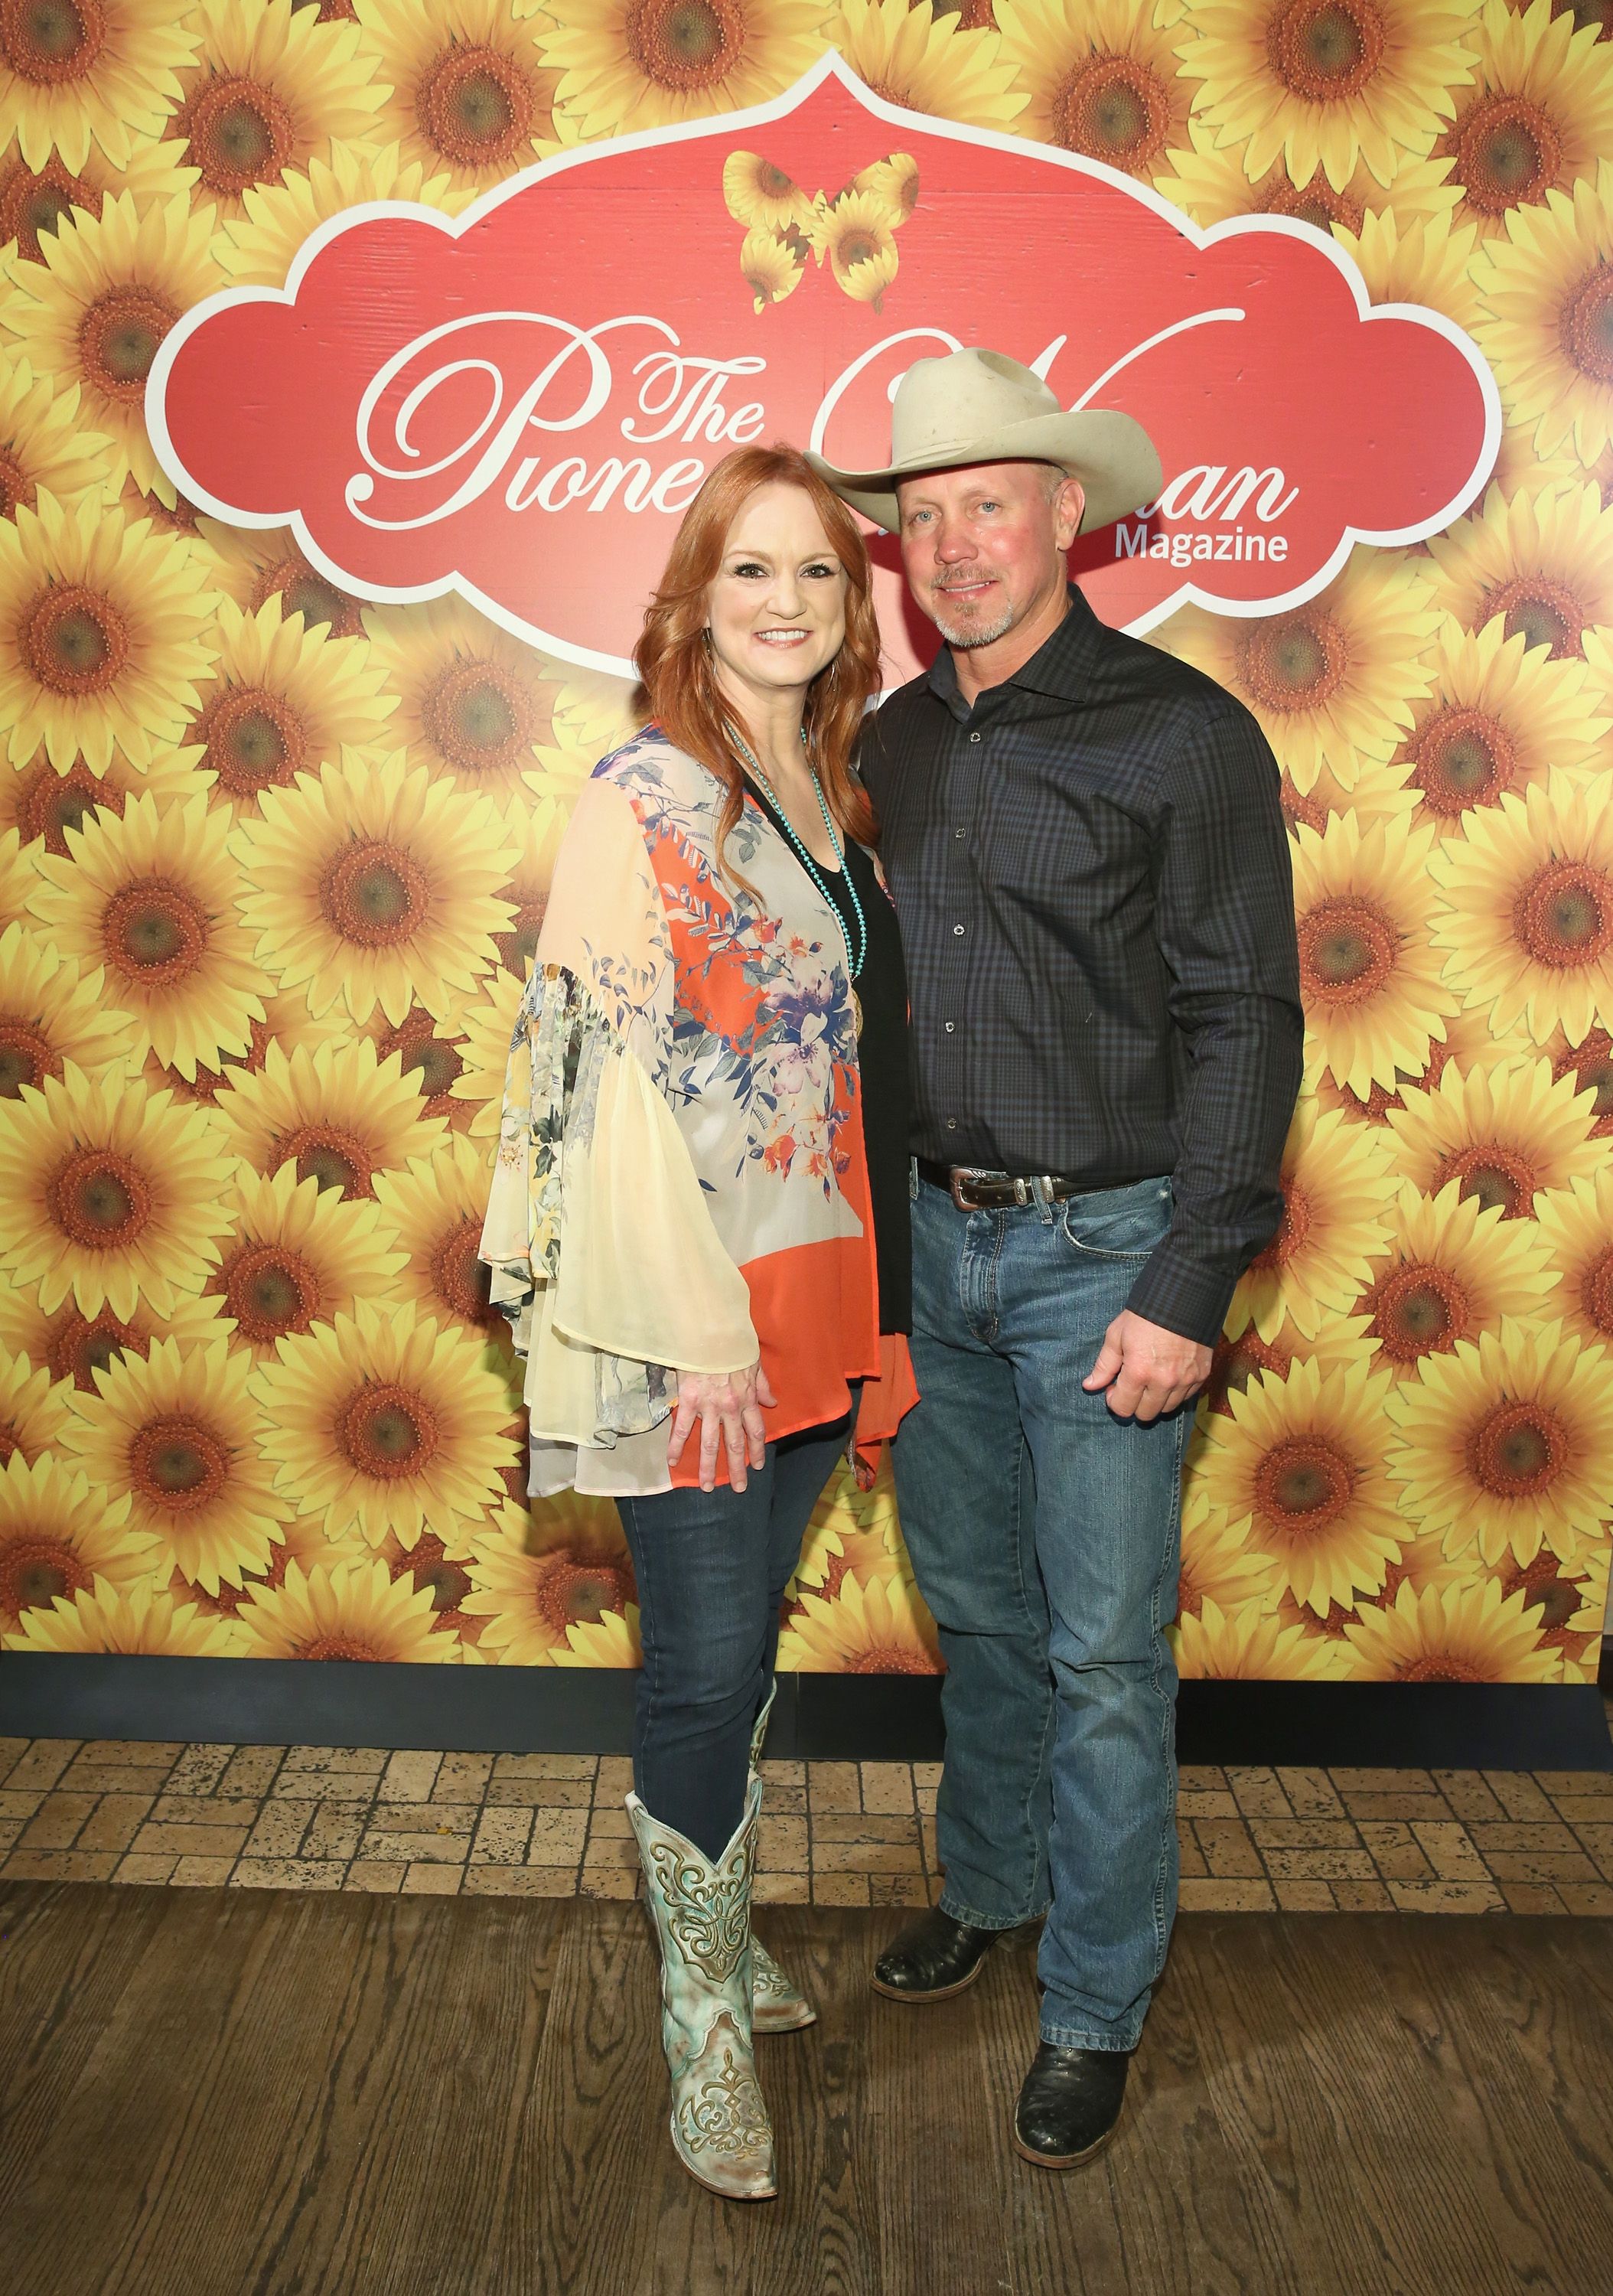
859, 585, 1304, 1349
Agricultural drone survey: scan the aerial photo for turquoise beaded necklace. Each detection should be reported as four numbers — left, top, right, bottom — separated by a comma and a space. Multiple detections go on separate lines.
727, 721, 868, 1035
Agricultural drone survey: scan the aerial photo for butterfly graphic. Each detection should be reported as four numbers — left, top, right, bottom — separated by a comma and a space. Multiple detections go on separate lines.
723, 149, 920, 315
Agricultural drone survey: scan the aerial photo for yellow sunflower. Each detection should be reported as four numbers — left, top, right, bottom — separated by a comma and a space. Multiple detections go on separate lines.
1332, 205, 1480, 328
194, 515, 367, 638
537, 0, 829, 143
792, 1450, 905, 1596
0, 1447, 152, 1636
371, 1131, 501, 1335
161, 0, 386, 218
60, 1334, 288, 1593
218, 139, 456, 292
231, 750, 516, 1029
0, 0, 200, 174
829, 0, 1025, 130
1494, 1541, 1608, 1678
185, 595, 396, 822
1175, 1483, 1282, 1618
203, 1161, 407, 1366
1474, 157, 1613, 463
1292, 814, 1454, 1100
1153, 123, 1459, 230
810, 188, 899, 305
997, 0, 1191, 180
374, 1524, 481, 1645
1225, 1095, 1399, 1342
1173, 0, 1475, 195
1341, 1575, 1561, 1680
1429, 768, 1613, 1049
722, 148, 818, 239
0, 1067, 234, 1319
1306, 1000, 1514, 1131
0, 736, 210, 857
357, 1002, 477, 1135
360, 598, 565, 800
28, 790, 271, 1081
1438, 0, 1613, 246
463, 1493, 636, 1664
0, 917, 138, 1096
1281, 753, 1421, 843
448, 962, 523, 1137
1172, 1594, 1349, 1679
4, 1579, 246, 1655
1534, 1168, 1613, 1352
1358, 1176, 1559, 1384
234, 1554, 459, 1662
213, 1035, 448, 1199
777, 1564, 943, 1673
0, 191, 223, 504
1202, 1305, 1379, 1418
0, 1284, 225, 1397
143, 979, 346, 1112
738, 224, 807, 312
1395, 616, 1608, 845
1191, 1358, 1403, 1615
250, 1297, 518, 1551
1425, 481, 1613, 660
1387, 1316, 1613, 1567
0, 356, 116, 520
1540, 1018, 1613, 1140
0, 132, 197, 266
0, 491, 219, 773
553, 1603, 643, 1666
1153, 549, 1440, 794
551, 665, 640, 759
484, 788, 563, 983
355, 0, 562, 210
1387, 1050, 1603, 1219
0, 1339, 70, 1466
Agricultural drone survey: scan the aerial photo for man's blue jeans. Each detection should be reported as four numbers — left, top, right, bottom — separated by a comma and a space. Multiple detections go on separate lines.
892, 1169, 1190, 2053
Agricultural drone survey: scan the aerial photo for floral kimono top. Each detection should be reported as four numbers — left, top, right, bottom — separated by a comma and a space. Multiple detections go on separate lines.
480, 726, 918, 1498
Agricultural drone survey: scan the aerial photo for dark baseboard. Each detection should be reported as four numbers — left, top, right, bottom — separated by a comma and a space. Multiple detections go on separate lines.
2, 1655, 1608, 1772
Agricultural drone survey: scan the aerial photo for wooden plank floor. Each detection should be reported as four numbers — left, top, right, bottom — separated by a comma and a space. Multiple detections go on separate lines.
4, 1885, 1611, 2296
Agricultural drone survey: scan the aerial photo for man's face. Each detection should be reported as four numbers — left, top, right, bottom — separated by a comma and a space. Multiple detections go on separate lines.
896, 461, 1084, 648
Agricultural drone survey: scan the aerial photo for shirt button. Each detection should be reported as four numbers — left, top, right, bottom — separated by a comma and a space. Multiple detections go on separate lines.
946, 1118, 958, 1131
969, 732, 981, 743
953, 828, 965, 840
944, 1022, 956, 1033
953, 924, 965, 936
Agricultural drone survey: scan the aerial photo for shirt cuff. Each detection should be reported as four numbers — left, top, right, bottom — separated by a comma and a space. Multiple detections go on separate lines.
1123, 1242, 1234, 1350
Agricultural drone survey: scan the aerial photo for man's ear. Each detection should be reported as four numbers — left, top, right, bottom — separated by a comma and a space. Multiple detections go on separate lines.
1054, 477, 1086, 550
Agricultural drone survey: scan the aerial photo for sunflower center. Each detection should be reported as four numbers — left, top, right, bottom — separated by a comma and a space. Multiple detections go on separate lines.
846, 1642, 932, 1675
1481, 572, 1585, 658
1207, 1329, 1292, 1414
0, 443, 32, 520
1446, 93, 1560, 217
247, 555, 363, 638
45, 1304, 137, 1388
0, 154, 93, 261
1368, 1261, 1467, 1362
430, 1216, 494, 1322
1560, 261, 1613, 387
2, 1535, 91, 1620
0, 1018, 57, 1097
420, 658, 539, 775
1434, 1141, 1536, 1220
102, 877, 208, 985
78, 284, 179, 404
179, 73, 297, 197
1514, 859, 1613, 969
300, 1632, 381, 1663
13, 755, 109, 852
1253, 1435, 1357, 1534
1236, 610, 1346, 713
1053, 57, 1171, 168
213, 1240, 323, 1344
1253, 1179, 1310, 1270
1407, 704, 1514, 815
321, 840, 430, 949
46, 1145, 152, 1248
496, 896, 547, 978
1580, 1245, 1613, 1338
1552, 1026, 1613, 1127
624, 0, 740, 89
835, 227, 882, 268
1298, 894, 1397, 1005
275, 1119, 375, 1199
130, 1413, 229, 1512
0, 0, 103, 83
22, 581, 130, 697
534, 1554, 631, 1633
1259, 170, 1362, 232
337, 1379, 438, 1480
1266, 0, 1384, 99
1468, 1398, 1566, 1498
194, 683, 306, 799
1396, 1651, 1491, 1684
415, 43, 537, 168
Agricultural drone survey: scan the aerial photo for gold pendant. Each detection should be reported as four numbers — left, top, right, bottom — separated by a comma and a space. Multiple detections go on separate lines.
851, 986, 863, 1039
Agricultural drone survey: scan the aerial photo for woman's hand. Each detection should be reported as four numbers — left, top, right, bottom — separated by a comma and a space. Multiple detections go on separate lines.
666, 1362, 778, 1492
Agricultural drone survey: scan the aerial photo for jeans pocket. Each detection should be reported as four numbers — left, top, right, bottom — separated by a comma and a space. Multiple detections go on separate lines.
1059, 1176, 1173, 1261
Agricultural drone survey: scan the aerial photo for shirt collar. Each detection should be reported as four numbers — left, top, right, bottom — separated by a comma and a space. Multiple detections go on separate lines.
924, 582, 1106, 716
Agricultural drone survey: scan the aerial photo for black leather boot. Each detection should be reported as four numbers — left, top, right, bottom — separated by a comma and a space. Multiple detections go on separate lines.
870, 1906, 1006, 2001
1012, 2043, 1129, 2167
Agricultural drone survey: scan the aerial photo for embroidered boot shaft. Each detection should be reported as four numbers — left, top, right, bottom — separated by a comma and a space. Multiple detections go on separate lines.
628, 1776, 777, 2201
747, 1683, 816, 2035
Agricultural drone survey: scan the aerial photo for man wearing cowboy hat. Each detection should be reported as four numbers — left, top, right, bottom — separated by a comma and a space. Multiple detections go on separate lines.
808, 351, 1302, 2167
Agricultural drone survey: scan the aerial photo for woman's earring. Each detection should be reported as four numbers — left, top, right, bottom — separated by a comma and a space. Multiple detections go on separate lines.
701, 626, 713, 648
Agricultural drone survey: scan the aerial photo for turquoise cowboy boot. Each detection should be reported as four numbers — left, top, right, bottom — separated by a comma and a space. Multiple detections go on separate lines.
747, 1684, 816, 2034
628, 1776, 777, 2201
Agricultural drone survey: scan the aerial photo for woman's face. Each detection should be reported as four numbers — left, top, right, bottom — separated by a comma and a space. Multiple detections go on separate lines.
705, 481, 849, 709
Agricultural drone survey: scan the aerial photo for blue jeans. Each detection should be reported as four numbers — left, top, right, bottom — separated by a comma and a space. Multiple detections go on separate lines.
617, 1407, 852, 1862
892, 1171, 1190, 2053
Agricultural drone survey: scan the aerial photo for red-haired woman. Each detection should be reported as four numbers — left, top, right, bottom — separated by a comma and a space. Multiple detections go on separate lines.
480, 446, 914, 2200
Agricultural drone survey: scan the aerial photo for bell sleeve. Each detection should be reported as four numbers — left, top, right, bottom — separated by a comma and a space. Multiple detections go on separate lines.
478, 775, 758, 1463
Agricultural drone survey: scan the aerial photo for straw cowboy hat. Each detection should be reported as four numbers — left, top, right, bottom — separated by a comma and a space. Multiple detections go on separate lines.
806, 347, 1161, 536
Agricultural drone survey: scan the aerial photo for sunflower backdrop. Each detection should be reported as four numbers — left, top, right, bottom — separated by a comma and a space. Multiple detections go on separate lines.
0, 0, 1609, 1692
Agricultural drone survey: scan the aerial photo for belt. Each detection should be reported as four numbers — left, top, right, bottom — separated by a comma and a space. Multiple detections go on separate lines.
915, 1156, 1082, 1212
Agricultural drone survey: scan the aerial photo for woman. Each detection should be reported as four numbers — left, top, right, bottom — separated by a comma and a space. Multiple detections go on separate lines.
480, 445, 914, 2202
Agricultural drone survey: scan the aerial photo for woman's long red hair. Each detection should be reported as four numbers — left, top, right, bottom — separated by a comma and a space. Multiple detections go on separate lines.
634, 445, 881, 870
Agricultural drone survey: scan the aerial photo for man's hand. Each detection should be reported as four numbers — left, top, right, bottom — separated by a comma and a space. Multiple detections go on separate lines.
666, 1362, 777, 1492
1083, 1312, 1211, 1423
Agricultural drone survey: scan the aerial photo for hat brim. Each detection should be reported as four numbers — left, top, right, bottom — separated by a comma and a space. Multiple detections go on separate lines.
805, 408, 1162, 536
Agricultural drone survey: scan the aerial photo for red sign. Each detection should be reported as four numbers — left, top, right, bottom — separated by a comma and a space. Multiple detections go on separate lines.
150, 54, 1497, 687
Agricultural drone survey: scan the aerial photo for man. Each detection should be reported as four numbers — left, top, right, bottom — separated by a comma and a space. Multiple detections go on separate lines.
808, 351, 1302, 2167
